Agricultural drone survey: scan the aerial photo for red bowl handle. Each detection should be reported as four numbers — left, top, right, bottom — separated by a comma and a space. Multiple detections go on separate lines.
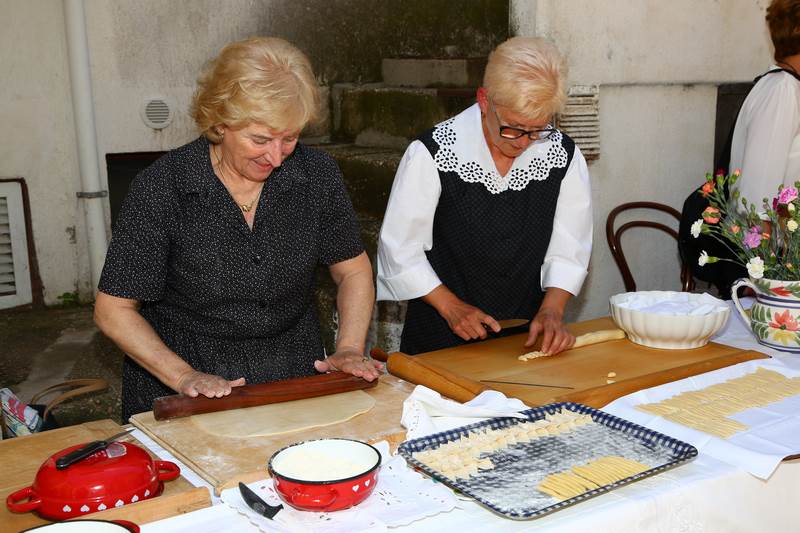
155, 461, 180, 482
112, 520, 141, 533
290, 487, 338, 509
6, 486, 41, 513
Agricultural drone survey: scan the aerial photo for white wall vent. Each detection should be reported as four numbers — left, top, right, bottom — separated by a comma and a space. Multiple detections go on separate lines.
557, 85, 600, 161
0, 181, 32, 309
140, 96, 175, 130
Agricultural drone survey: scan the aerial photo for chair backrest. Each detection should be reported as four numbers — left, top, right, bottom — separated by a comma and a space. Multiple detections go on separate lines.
605, 201, 694, 292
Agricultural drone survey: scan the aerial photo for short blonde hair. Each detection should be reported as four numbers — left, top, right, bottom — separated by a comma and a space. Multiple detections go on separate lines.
483, 37, 567, 122
191, 37, 320, 143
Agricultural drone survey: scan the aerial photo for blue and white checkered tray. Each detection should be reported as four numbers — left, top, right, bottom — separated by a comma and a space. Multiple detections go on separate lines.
398, 402, 697, 520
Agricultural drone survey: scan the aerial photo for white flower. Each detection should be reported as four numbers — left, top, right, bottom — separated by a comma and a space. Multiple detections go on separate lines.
790, 203, 796, 213
698, 251, 709, 266
788, 219, 798, 232
690, 219, 703, 238
746, 256, 765, 279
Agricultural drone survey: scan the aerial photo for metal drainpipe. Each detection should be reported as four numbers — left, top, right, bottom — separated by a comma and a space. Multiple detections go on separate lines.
64, 0, 108, 292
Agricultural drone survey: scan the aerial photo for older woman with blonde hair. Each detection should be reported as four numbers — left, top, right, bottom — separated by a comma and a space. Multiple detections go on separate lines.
377, 37, 592, 356
96, 37, 380, 422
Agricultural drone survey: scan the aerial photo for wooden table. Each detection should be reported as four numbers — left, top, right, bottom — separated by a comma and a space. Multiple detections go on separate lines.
416, 317, 768, 407
1, 419, 210, 531
131, 375, 414, 495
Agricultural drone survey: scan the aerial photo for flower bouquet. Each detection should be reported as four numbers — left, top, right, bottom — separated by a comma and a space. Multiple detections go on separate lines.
693, 169, 800, 352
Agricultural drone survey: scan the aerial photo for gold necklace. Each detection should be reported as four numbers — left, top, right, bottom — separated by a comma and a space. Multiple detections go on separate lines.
214, 146, 261, 213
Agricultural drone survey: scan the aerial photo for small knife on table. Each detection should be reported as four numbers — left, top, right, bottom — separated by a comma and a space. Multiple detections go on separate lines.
239, 482, 283, 519
55, 428, 134, 469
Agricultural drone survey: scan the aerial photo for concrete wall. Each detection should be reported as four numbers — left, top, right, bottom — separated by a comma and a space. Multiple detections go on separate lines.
1, 0, 507, 305
0, 2, 89, 303
510, 0, 775, 321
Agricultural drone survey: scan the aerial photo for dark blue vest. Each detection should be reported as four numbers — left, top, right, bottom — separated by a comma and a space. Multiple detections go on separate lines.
400, 128, 576, 355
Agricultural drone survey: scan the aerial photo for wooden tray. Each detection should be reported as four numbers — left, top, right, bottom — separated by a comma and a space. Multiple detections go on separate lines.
417, 317, 769, 408
130, 376, 414, 495
0, 419, 210, 531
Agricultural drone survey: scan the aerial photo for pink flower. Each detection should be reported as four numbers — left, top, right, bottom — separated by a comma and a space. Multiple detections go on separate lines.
779, 187, 799, 204
701, 182, 715, 198
733, 168, 742, 177
769, 310, 799, 331
702, 206, 720, 224
743, 227, 763, 249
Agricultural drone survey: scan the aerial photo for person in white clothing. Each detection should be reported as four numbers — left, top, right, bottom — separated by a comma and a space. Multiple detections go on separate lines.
731, 0, 800, 206
376, 37, 592, 356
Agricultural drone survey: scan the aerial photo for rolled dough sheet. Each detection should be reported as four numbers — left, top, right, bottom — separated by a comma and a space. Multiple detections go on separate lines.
190, 390, 376, 438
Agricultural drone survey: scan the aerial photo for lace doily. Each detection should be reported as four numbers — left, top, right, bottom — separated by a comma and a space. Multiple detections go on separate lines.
431, 115, 569, 195
220, 442, 456, 532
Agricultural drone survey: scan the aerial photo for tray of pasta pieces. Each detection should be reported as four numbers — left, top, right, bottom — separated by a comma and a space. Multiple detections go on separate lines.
398, 402, 697, 520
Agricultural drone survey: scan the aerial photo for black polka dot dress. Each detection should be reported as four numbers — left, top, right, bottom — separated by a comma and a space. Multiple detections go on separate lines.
99, 137, 364, 421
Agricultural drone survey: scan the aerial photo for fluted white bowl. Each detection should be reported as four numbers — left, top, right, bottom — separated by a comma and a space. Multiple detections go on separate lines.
609, 291, 730, 349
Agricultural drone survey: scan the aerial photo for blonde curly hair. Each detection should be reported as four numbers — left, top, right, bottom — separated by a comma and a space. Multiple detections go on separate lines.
191, 37, 320, 143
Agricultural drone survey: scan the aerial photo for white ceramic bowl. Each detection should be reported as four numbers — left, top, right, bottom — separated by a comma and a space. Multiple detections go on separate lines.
609, 291, 730, 349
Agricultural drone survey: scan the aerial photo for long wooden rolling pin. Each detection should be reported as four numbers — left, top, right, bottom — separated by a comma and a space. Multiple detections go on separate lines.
370, 348, 487, 403
152, 371, 379, 421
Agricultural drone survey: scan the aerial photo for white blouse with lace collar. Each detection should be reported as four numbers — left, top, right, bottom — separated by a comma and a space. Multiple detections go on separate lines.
431, 105, 569, 194
377, 103, 593, 303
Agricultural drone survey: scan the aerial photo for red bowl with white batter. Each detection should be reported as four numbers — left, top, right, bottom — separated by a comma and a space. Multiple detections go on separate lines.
267, 438, 381, 512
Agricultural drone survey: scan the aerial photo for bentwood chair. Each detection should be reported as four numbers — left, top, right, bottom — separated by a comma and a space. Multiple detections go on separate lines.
606, 201, 695, 292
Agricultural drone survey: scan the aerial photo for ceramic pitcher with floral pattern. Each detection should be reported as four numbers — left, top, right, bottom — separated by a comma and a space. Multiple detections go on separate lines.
731, 277, 800, 353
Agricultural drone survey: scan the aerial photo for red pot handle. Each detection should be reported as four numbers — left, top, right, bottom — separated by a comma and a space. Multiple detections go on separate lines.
155, 461, 180, 482
290, 487, 338, 509
113, 520, 141, 533
6, 486, 41, 513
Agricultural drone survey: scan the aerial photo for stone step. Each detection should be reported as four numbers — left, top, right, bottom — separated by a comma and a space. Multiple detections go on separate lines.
382, 57, 487, 88
332, 83, 476, 147
311, 143, 403, 219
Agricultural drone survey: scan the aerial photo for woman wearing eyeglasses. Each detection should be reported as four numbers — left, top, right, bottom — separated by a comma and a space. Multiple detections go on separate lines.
376, 37, 592, 356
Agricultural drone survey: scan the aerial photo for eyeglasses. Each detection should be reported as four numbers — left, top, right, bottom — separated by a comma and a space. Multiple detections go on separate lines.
488, 97, 556, 141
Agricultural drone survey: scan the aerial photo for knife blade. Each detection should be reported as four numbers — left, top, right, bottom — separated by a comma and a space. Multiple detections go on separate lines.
496, 318, 530, 329
55, 428, 134, 469
239, 482, 282, 519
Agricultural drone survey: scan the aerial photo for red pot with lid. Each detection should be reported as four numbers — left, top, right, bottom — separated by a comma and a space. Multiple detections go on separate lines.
6, 441, 180, 520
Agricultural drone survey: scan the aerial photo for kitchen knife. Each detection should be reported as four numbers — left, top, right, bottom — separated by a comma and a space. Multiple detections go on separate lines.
496, 318, 530, 329
55, 428, 134, 469
239, 482, 282, 519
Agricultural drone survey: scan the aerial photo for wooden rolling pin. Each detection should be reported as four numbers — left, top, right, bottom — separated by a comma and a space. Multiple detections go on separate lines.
370, 348, 487, 403
152, 371, 379, 420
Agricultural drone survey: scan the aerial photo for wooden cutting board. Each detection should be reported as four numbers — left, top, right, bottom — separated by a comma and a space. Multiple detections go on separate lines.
0, 419, 210, 531
417, 317, 769, 408
130, 375, 413, 495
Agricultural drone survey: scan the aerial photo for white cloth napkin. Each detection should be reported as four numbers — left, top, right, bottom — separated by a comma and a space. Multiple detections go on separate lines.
615, 291, 727, 315
401, 385, 529, 440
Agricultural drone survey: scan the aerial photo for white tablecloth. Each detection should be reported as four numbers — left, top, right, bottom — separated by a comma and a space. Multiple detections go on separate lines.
143, 301, 800, 532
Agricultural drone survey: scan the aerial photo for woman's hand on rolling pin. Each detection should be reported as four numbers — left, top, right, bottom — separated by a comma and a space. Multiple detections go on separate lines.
315, 346, 383, 381
175, 370, 246, 398
525, 307, 575, 355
